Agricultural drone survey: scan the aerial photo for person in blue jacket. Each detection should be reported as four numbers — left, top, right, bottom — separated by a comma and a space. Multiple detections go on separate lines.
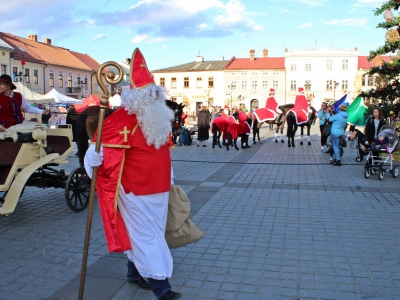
317, 102, 330, 150
326, 104, 348, 166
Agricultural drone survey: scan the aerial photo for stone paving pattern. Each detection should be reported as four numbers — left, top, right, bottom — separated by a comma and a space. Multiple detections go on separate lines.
1, 125, 400, 300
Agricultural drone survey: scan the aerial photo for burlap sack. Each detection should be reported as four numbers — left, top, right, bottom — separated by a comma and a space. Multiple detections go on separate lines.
166, 184, 204, 248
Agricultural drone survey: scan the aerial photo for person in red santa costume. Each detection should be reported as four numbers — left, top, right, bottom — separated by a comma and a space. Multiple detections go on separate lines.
84, 48, 182, 300
287, 87, 309, 125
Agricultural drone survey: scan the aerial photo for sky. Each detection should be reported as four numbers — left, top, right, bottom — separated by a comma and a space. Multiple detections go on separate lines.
0, 0, 390, 71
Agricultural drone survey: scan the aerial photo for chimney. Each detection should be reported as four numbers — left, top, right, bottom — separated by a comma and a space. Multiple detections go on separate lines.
126, 58, 131, 64
263, 49, 268, 57
44, 38, 52, 45
28, 34, 38, 42
250, 49, 255, 61
355, 47, 358, 51
220, 56, 224, 61
196, 55, 204, 62
285, 48, 288, 52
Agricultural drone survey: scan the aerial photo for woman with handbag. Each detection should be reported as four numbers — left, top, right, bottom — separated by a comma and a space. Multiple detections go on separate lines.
326, 104, 348, 166
318, 102, 330, 150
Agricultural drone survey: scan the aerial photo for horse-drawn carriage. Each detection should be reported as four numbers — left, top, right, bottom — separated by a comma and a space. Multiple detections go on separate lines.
0, 122, 90, 215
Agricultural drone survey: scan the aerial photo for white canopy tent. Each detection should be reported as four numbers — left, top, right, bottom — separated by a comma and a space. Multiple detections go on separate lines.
44, 88, 82, 104
109, 94, 121, 107
14, 82, 54, 104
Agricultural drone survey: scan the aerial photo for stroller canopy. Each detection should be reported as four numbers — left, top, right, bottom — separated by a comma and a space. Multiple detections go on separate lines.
379, 124, 400, 152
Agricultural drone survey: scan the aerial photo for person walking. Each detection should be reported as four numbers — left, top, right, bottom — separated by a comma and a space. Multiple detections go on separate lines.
196, 106, 211, 147
84, 48, 182, 300
326, 104, 348, 166
317, 102, 330, 151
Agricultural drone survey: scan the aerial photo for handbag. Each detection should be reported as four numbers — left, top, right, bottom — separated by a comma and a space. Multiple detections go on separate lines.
322, 122, 332, 137
165, 184, 204, 248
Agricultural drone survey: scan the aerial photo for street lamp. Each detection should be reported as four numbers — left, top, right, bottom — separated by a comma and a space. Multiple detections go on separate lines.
333, 81, 339, 100
78, 80, 85, 99
228, 83, 236, 109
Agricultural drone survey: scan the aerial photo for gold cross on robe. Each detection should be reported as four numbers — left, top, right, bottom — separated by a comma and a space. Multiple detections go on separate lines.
119, 126, 131, 142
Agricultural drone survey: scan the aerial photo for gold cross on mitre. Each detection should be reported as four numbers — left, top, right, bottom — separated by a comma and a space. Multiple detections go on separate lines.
119, 126, 131, 142
140, 59, 154, 79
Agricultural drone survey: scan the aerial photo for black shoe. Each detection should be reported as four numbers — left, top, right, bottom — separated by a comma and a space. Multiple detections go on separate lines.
300, 141, 303, 145
308, 141, 311, 145
253, 140, 256, 144
332, 160, 341, 166
160, 290, 182, 300
330, 159, 336, 164
246, 145, 251, 148
275, 139, 278, 143
281, 139, 284, 143
128, 277, 152, 290
288, 143, 291, 147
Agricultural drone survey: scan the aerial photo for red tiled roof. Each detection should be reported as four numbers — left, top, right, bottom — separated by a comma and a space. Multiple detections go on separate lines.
225, 57, 285, 69
358, 55, 393, 69
70, 51, 105, 73
0, 32, 45, 64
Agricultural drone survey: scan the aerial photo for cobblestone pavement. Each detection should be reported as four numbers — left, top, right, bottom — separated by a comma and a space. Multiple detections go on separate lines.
1, 125, 400, 300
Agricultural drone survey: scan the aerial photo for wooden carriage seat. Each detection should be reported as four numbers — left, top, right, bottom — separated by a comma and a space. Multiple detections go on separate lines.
46, 135, 71, 156
0, 142, 22, 185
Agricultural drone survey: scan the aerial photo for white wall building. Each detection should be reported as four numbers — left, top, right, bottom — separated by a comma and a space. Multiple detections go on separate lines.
285, 47, 359, 107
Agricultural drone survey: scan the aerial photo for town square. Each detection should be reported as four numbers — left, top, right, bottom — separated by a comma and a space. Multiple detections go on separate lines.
1, 1, 400, 299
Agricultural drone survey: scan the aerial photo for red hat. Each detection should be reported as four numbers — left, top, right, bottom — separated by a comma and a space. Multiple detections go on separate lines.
129, 48, 155, 89
269, 88, 276, 93
224, 105, 229, 109
298, 87, 304, 93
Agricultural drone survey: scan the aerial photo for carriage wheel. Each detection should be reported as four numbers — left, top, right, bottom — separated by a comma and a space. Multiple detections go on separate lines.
356, 157, 362, 162
364, 168, 370, 179
378, 170, 384, 180
65, 167, 91, 212
392, 166, 399, 178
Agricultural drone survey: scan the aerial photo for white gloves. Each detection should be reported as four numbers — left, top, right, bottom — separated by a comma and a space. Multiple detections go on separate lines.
84, 144, 104, 178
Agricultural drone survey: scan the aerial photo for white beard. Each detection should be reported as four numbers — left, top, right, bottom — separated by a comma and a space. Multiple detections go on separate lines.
120, 85, 174, 149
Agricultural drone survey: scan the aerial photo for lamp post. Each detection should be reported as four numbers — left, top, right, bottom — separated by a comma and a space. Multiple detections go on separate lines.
333, 80, 339, 100
228, 83, 236, 109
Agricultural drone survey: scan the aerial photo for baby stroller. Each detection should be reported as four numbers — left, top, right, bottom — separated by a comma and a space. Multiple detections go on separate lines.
349, 129, 367, 162
364, 124, 400, 180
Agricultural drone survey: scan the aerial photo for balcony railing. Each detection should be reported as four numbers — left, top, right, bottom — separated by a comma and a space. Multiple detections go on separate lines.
65, 87, 82, 93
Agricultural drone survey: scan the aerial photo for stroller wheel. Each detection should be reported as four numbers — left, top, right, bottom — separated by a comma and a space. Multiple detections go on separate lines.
378, 170, 384, 180
364, 168, 370, 179
371, 167, 376, 175
356, 156, 362, 162
392, 166, 399, 178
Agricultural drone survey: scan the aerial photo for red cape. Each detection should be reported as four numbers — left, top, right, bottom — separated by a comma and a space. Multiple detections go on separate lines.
288, 94, 309, 124
253, 96, 280, 122
212, 116, 236, 131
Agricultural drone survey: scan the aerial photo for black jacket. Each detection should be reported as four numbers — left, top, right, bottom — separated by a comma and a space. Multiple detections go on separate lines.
364, 117, 386, 144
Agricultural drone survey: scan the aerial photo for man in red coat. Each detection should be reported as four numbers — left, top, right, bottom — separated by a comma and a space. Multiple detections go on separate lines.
84, 48, 181, 300
0, 74, 44, 131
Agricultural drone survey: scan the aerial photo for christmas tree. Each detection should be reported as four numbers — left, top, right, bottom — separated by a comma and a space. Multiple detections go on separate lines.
361, 0, 400, 120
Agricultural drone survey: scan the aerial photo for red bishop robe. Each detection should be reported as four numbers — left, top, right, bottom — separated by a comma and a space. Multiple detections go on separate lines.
288, 94, 309, 125
92, 108, 171, 252
253, 96, 280, 122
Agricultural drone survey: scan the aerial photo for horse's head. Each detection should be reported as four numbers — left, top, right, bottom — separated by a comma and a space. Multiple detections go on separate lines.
165, 100, 185, 135
308, 106, 317, 125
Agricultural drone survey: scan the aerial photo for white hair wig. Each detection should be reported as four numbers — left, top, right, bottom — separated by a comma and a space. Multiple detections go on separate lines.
120, 85, 174, 149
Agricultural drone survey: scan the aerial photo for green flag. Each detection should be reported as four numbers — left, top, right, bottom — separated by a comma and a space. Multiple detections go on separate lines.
347, 95, 368, 126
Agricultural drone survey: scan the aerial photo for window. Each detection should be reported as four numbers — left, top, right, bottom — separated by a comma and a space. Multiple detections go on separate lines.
208, 77, 214, 88
290, 63, 296, 71
262, 81, 268, 90
305, 61, 311, 71
231, 81, 237, 90
252, 81, 258, 91
12, 67, 18, 81
59, 74, 63, 88
1, 65, 6, 75
342, 80, 348, 90
290, 80, 296, 91
242, 81, 247, 90
85, 78, 88, 90
49, 73, 54, 87
160, 77, 165, 87
196, 77, 202, 88
305, 80, 312, 90
94, 83, 100, 93
368, 75, 374, 86
171, 77, 177, 88
273, 81, 278, 90
184, 77, 189, 88
77, 76, 81, 85
327, 60, 332, 70
326, 80, 333, 90
25, 68, 30, 83
68, 76, 72, 88
242, 73, 247, 75
262, 72, 268, 75
342, 59, 348, 70
252, 72, 257, 75
33, 70, 38, 84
